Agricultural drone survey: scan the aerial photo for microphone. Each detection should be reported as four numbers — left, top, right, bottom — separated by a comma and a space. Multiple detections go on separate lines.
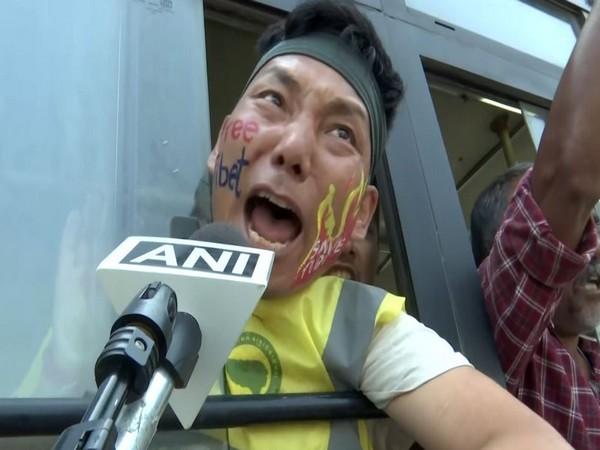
96, 223, 274, 429
188, 222, 249, 246
169, 216, 200, 240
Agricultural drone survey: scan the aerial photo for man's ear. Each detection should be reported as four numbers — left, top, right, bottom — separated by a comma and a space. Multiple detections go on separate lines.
207, 114, 231, 175
352, 184, 379, 240
207, 148, 219, 175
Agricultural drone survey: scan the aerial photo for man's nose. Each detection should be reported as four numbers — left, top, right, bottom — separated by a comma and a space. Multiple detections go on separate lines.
270, 118, 316, 181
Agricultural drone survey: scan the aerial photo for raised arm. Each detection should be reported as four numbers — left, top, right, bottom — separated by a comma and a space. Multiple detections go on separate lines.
532, 5, 600, 249
479, 173, 595, 385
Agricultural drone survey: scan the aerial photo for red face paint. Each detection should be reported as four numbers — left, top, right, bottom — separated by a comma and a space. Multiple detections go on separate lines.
220, 118, 259, 144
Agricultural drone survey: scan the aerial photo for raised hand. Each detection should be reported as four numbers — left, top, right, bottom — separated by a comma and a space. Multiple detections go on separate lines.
43, 192, 116, 396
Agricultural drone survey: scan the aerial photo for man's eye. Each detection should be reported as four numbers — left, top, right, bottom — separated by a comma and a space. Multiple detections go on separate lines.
332, 126, 354, 143
260, 91, 283, 107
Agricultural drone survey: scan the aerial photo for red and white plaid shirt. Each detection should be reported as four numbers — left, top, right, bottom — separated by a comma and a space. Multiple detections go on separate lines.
480, 170, 600, 450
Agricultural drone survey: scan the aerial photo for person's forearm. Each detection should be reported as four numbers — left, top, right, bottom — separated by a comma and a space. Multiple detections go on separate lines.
482, 431, 572, 450
532, 5, 600, 249
385, 367, 572, 450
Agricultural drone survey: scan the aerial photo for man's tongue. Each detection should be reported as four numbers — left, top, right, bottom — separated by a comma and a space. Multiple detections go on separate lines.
250, 202, 297, 244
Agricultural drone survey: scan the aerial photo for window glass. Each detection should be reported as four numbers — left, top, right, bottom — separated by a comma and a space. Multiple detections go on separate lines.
150, 430, 228, 450
406, 0, 577, 67
427, 76, 537, 224
0, 0, 211, 398
520, 101, 549, 149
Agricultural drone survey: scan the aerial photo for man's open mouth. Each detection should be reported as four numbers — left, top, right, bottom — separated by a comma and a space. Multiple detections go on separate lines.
582, 258, 600, 290
575, 260, 600, 294
325, 266, 356, 281
245, 190, 302, 251
585, 274, 600, 291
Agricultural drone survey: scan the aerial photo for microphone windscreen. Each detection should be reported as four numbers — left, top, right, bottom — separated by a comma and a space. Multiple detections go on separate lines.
189, 223, 248, 247
170, 216, 200, 239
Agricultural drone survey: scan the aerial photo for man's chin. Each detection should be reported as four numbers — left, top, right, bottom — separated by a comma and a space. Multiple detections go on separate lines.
261, 269, 317, 299
263, 281, 301, 299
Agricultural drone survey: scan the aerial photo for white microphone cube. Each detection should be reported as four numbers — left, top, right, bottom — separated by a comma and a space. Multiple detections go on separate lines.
96, 236, 274, 429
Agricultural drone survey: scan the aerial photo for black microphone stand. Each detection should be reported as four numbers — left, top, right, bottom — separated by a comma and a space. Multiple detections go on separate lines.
52, 282, 201, 450
115, 312, 201, 449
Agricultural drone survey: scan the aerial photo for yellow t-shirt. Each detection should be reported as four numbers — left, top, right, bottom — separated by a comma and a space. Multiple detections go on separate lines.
18, 275, 470, 450
225, 276, 405, 450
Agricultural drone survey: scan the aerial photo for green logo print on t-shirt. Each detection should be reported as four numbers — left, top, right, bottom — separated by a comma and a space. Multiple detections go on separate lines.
226, 331, 282, 394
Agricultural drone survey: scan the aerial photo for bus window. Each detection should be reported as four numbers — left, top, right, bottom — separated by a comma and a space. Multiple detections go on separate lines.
426, 75, 540, 226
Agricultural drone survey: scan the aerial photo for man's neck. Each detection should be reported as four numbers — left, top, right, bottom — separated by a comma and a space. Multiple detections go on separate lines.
557, 334, 580, 355
557, 333, 592, 380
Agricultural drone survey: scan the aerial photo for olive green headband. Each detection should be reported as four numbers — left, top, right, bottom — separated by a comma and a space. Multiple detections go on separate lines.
246, 33, 386, 177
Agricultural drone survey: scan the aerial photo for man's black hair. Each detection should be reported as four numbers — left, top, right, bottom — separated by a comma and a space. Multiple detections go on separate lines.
470, 162, 532, 267
257, 0, 403, 130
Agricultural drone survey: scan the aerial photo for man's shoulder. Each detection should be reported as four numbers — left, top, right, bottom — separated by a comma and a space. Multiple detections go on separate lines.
340, 278, 402, 300
267, 277, 406, 328
304, 276, 403, 302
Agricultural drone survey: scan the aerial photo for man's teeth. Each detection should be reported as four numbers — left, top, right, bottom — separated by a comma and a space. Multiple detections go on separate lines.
586, 275, 600, 288
584, 281, 600, 291
329, 269, 352, 280
248, 227, 287, 251
257, 192, 292, 211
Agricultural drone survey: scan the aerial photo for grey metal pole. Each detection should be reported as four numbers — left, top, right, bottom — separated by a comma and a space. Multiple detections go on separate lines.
490, 114, 516, 167
115, 367, 174, 450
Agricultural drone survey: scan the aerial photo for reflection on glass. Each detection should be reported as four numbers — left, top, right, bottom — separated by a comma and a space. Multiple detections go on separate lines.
150, 431, 228, 450
520, 102, 549, 150
0, 0, 210, 398
407, 0, 577, 67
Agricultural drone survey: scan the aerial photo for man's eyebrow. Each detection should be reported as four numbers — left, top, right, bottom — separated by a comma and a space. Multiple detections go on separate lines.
256, 66, 368, 124
258, 66, 301, 91
325, 97, 369, 124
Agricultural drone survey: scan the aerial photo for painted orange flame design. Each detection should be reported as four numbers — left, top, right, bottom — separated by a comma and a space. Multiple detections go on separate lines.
295, 171, 367, 284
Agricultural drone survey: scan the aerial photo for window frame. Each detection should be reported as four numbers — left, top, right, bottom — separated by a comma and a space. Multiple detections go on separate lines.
368, 1, 568, 380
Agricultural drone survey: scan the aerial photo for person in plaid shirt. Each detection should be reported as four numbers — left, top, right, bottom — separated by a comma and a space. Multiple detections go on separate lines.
472, 5, 600, 443
473, 166, 600, 449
